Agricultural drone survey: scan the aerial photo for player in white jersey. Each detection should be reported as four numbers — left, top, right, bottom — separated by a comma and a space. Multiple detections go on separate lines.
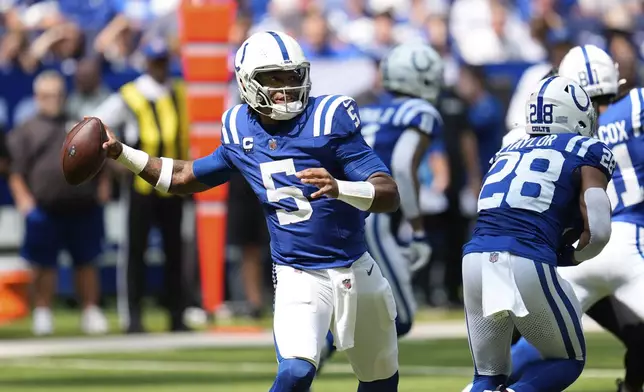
495, 45, 644, 392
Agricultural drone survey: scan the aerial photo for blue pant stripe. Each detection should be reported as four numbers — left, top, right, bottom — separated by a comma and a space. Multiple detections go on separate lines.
547, 265, 585, 357
273, 332, 284, 363
534, 262, 576, 359
370, 214, 412, 323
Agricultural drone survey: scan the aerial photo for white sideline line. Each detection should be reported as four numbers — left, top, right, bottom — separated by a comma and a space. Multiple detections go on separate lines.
0, 318, 605, 359
0, 358, 622, 380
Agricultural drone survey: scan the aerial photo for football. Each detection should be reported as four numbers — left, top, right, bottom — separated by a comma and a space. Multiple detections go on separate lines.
61, 117, 108, 185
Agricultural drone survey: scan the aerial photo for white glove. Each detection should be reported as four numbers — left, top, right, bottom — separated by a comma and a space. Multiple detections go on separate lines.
406, 232, 432, 273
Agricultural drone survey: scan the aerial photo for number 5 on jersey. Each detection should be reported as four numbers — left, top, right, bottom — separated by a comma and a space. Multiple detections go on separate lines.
260, 159, 313, 225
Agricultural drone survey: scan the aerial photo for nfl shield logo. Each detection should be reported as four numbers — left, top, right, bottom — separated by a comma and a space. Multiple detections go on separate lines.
342, 278, 352, 290
268, 139, 277, 150
489, 252, 499, 263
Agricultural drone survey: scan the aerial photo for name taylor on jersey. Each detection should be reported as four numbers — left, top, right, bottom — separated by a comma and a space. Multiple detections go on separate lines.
464, 133, 614, 266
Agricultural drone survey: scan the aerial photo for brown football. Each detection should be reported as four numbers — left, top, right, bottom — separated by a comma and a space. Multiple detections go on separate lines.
61, 117, 108, 185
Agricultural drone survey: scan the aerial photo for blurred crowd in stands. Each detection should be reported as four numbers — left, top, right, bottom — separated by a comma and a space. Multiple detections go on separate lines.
0, 0, 641, 74
0, 0, 644, 334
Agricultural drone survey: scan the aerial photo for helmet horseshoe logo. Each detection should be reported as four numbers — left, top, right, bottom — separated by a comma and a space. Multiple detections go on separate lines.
568, 84, 590, 111
411, 51, 433, 73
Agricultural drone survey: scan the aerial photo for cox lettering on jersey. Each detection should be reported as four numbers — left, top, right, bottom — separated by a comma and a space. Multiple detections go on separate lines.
597, 120, 628, 145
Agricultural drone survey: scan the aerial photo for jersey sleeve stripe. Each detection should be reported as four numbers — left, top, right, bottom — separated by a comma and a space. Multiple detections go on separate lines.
576, 137, 600, 158
392, 99, 417, 126
228, 104, 242, 144
221, 109, 231, 145
313, 95, 335, 137
401, 104, 442, 134
323, 95, 352, 136
564, 135, 583, 154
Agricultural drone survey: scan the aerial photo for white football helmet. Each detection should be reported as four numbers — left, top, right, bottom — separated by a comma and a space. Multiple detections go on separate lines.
526, 75, 597, 138
234, 31, 311, 120
558, 45, 621, 98
381, 43, 443, 103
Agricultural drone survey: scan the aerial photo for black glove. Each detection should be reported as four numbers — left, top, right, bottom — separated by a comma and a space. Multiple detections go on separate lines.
557, 244, 576, 267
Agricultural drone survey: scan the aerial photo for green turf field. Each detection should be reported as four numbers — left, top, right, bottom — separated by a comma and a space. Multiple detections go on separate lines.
0, 331, 626, 391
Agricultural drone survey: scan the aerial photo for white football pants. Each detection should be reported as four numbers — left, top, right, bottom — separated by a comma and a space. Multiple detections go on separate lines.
558, 221, 644, 320
272, 252, 399, 382
463, 252, 585, 376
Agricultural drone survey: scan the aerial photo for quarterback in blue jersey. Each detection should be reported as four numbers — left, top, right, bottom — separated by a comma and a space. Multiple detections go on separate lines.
359, 43, 440, 337
99, 31, 401, 392
463, 75, 615, 392
505, 45, 644, 392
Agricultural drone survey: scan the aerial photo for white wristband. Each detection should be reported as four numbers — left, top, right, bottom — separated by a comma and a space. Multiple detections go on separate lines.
116, 144, 149, 175
155, 157, 174, 193
336, 180, 375, 211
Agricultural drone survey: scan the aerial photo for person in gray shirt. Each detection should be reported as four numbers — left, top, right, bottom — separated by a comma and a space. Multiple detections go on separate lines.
7, 70, 109, 336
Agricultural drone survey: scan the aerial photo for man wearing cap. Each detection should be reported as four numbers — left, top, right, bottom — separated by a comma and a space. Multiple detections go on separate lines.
93, 38, 190, 333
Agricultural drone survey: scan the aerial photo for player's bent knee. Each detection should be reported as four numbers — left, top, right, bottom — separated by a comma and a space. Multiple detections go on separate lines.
357, 371, 399, 392
272, 358, 316, 392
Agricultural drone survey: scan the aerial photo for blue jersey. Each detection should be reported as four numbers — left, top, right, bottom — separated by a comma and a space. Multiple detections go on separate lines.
597, 88, 644, 224
359, 95, 443, 169
464, 133, 615, 266
192, 95, 390, 269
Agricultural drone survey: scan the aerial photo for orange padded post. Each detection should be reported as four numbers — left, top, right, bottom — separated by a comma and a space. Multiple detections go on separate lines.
179, 0, 235, 314
0, 266, 31, 325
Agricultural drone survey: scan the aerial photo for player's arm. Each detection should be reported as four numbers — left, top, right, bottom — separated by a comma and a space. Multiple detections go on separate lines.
297, 97, 399, 212
390, 128, 431, 231
295, 133, 399, 213
297, 140, 400, 213
296, 166, 399, 213
103, 125, 232, 194
575, 165, 612, 262
363, 171, 400, 213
